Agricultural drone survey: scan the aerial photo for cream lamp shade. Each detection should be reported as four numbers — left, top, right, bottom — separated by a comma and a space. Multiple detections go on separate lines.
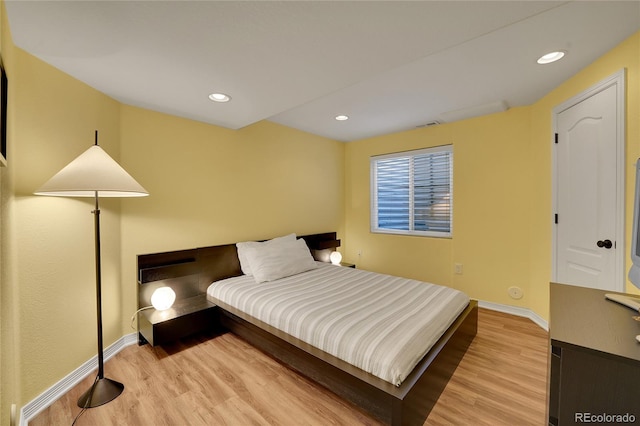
151, 287, 176, 311
34, 145, 148, 197
330, 251, 342, 265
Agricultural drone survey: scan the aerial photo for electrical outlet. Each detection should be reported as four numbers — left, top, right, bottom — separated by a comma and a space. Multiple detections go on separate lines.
508, 286, 524, 300
454, 263, 463, 274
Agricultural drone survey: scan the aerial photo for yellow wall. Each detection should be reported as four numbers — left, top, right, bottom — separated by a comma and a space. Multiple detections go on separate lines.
118, 107, 345, 333
344, 31, 640, 321
6, 44, 123, 414
344, 108, 533, 306
0, 17, 344, 424
527, 32, 640, 318
0, 3, 12, 424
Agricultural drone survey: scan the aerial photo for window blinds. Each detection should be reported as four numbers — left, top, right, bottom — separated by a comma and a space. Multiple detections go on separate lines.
372, 146, 452, 237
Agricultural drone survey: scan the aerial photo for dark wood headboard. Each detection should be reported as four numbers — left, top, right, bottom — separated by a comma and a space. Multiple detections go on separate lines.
136, 232, 340, 307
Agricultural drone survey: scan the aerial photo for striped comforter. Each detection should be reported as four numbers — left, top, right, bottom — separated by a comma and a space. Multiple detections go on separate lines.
206, 262, 469, 386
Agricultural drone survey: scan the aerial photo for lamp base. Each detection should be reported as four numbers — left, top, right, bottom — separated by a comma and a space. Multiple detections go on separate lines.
77, 377, 124, 408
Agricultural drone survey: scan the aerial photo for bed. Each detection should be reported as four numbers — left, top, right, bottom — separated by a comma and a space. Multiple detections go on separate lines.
137, 232, 478, 425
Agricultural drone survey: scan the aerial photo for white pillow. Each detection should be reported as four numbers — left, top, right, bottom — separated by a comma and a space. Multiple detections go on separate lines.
236, 233, 296, 276
245, 238, 317, 283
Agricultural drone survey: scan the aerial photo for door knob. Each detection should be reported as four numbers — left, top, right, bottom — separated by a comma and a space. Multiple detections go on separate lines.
597, 239, 613, 249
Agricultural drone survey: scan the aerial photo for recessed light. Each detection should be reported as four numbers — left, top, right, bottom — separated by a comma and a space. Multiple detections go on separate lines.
208, 93, 231, 102
537, 51, 566, 65
335, 115, 349, 121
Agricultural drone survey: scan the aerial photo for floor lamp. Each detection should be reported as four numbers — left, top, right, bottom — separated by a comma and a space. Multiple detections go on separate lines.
35, 131, 148, 408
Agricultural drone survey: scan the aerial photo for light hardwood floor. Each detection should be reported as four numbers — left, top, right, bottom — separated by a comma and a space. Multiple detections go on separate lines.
31, 309, 549, 425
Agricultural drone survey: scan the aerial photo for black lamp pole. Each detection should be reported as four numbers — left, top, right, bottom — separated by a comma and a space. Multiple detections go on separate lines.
76, 138, 125, 408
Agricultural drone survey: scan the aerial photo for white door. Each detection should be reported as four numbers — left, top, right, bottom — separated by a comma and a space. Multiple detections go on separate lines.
554, 72, 624, 291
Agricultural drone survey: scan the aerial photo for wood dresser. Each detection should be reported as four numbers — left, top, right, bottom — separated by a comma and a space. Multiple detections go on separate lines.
549, 283, 640, 425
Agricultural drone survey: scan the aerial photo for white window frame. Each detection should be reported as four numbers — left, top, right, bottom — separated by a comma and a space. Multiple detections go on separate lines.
370, 145, 453, 238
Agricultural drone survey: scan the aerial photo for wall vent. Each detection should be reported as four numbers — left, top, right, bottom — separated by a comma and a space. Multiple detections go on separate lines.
416, 120, 442, 128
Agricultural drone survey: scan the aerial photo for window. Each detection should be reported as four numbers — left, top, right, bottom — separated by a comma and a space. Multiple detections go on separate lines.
371, 145, 452, 237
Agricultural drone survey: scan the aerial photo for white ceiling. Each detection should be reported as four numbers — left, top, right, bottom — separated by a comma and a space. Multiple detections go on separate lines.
6, 1, 640, 142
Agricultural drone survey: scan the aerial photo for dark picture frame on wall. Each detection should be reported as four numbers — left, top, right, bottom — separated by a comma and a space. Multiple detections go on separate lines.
0, 57, 7, 166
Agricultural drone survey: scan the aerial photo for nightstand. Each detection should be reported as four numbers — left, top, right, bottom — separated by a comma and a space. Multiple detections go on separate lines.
339, 262, 356, 268
138, 294, 219, 346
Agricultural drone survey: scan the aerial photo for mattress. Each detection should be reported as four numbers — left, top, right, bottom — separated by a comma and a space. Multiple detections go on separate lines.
207, 262, 470, 386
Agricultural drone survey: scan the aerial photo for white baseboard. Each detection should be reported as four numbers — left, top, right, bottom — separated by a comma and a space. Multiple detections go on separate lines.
479, 300, 549, 331
20, 333, 138, 426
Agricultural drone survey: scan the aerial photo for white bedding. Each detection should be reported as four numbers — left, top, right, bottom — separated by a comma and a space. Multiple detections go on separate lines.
206, 262, 469, 386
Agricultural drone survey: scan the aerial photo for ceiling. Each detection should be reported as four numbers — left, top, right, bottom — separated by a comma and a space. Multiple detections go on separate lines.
5, 1, 640, 142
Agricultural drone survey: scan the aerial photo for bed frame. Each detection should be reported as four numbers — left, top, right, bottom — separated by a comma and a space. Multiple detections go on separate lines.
137, 232, 478, 425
